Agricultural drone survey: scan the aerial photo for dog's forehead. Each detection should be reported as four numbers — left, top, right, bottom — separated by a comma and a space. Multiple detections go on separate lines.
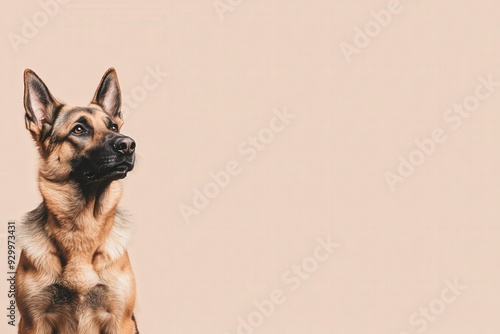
53, 106, 113, 129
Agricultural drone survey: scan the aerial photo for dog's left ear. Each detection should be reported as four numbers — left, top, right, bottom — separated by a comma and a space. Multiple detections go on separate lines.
92, 68, 122, 118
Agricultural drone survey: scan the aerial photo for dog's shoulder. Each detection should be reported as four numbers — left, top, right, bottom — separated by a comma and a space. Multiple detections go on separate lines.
18, 203, 58, 269
101, 208, 134, 261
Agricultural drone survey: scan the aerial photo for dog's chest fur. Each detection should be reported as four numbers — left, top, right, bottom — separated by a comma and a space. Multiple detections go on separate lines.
17, 202, 134, 330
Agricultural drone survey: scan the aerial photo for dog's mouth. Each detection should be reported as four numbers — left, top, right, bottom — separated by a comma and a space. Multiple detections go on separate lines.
84, 158, 135, 183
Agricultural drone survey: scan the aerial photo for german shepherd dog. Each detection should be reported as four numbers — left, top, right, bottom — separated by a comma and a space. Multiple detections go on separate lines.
16, 68, 139, 333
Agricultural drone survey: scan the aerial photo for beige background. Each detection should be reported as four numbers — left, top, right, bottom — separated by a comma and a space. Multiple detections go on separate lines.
1, 0, 500, 333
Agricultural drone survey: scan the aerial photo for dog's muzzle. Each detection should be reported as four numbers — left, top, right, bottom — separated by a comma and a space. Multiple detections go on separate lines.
80, 135, 136, 183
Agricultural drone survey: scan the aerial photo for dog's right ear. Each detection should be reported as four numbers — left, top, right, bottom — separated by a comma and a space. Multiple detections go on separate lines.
23, 69, 60, 136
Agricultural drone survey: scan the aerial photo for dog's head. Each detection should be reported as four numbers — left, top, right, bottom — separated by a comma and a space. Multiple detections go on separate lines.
23, 68, 136, 186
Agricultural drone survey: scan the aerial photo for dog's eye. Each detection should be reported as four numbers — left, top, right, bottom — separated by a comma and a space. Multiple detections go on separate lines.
110, 124, 119, 132
72, 125, 85, 134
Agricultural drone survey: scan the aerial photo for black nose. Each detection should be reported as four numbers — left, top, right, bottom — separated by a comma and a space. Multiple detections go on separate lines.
113, 136, 136, 156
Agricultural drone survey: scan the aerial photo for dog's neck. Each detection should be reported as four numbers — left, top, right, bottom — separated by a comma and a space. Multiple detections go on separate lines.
39, 177, 123, 221
38, 176, 124, 255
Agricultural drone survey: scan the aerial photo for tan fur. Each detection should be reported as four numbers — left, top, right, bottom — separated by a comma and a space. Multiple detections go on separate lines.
16, 69, 137, 334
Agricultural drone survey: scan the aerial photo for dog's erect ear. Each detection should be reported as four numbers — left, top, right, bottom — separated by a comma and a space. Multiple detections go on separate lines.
92, 68, 122, 118
24, 69, 60, 135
